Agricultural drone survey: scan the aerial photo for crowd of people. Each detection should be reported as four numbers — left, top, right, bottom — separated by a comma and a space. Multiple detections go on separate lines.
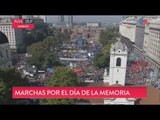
126, 60, 160, 88
58, 40, 103, 83
72, 61, 104, 83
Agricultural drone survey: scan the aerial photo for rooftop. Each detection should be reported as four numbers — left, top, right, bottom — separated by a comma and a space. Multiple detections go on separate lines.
136, 85, 160, 105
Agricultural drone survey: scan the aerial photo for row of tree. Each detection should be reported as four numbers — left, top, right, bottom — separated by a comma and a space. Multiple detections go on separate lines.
1, 27, 79, 105
26, 28, 72, 69
0, 66, 79, 104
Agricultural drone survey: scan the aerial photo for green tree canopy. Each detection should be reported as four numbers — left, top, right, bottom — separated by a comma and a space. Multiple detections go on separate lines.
26, 27, 72, 69
99, 27, 117, 47
0, 68, 29, 104
27, 36, 61, 68
40, 67, 79, 104
93, 27, 117, 68
93, 52, 110, 68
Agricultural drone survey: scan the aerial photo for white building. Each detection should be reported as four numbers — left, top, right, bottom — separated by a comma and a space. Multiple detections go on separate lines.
86, 22, 100, 27
144, 19, 160, 71
0, 18, 24, 52
103, 38, 135, 105
0, 31, 12, 69
119, 18, 137, 43
109, 38, 128, 85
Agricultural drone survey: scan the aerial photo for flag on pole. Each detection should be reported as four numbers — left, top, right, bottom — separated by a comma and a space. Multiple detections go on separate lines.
142, 19, 148, 25
138, 17, 143, 24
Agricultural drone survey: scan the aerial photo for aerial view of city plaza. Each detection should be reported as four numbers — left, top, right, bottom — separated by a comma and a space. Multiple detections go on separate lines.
0, 15, 160, 105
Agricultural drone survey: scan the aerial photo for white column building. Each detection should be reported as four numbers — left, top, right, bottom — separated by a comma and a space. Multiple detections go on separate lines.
104, 38, 136, 105
109, 38, 128, 85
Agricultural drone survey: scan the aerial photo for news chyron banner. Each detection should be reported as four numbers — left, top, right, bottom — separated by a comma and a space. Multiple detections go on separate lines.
12, 18, 34, 29
12, 87, 147, 99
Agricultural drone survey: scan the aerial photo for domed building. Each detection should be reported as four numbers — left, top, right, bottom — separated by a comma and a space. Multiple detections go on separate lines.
0, 31, 12, 69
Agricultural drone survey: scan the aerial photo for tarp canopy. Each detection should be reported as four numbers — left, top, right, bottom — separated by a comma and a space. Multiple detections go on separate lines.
73, 68, 84, 73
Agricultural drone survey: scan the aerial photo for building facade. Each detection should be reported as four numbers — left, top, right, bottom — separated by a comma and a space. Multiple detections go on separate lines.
104, 38, 135, 105
86, 22, 100, 27
119, 18, 136, 53
68, 16, 73, 27
144, 21, 160, 72
134, 21, 145, 60
0, 18, 24, 52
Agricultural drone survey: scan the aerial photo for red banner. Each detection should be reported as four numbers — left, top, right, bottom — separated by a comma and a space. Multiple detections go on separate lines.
12, 87, 146, 99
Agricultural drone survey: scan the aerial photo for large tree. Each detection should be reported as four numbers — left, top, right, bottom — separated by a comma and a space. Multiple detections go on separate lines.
0, 68, 29, 104
93, 52, 110, 68
93, 41, 114, 68
27, 36, 60, 68
93, 27, 117, 68
27, 41, 47, 68
99, 27, 117, 47
40, 67, 79, 104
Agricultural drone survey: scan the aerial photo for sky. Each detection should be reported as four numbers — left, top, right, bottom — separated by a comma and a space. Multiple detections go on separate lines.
0, 15, 123, 23
47, 15, 122, 23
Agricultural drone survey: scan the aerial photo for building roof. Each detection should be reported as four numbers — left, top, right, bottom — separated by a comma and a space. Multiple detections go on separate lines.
136, 85, 160, 105
0, 31, 8, 44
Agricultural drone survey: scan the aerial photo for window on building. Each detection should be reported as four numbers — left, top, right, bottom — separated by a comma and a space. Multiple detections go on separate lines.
116, 81, 118, 84
116, 58, 121, 66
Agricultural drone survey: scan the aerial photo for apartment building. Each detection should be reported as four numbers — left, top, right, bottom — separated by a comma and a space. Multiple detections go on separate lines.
145, 20, 160, 70
119, 17, 137, 53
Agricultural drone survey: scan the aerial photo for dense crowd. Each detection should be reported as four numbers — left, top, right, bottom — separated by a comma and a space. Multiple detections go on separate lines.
126, 60, 160, 88
59, 41, 103, 83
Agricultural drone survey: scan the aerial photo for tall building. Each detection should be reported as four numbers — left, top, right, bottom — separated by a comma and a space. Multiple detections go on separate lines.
34, 15, 47, 23
144, 18, 160, 72
0, 18, 24, 53
0, 31, 12, 69
119, 17, 137, 53
15, 15, 22, 19
58, 15, 65, 23
86, 22, 100, 27
68, 16, 73, 26
134, 18, 146, 60
26, 15, 33, 19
